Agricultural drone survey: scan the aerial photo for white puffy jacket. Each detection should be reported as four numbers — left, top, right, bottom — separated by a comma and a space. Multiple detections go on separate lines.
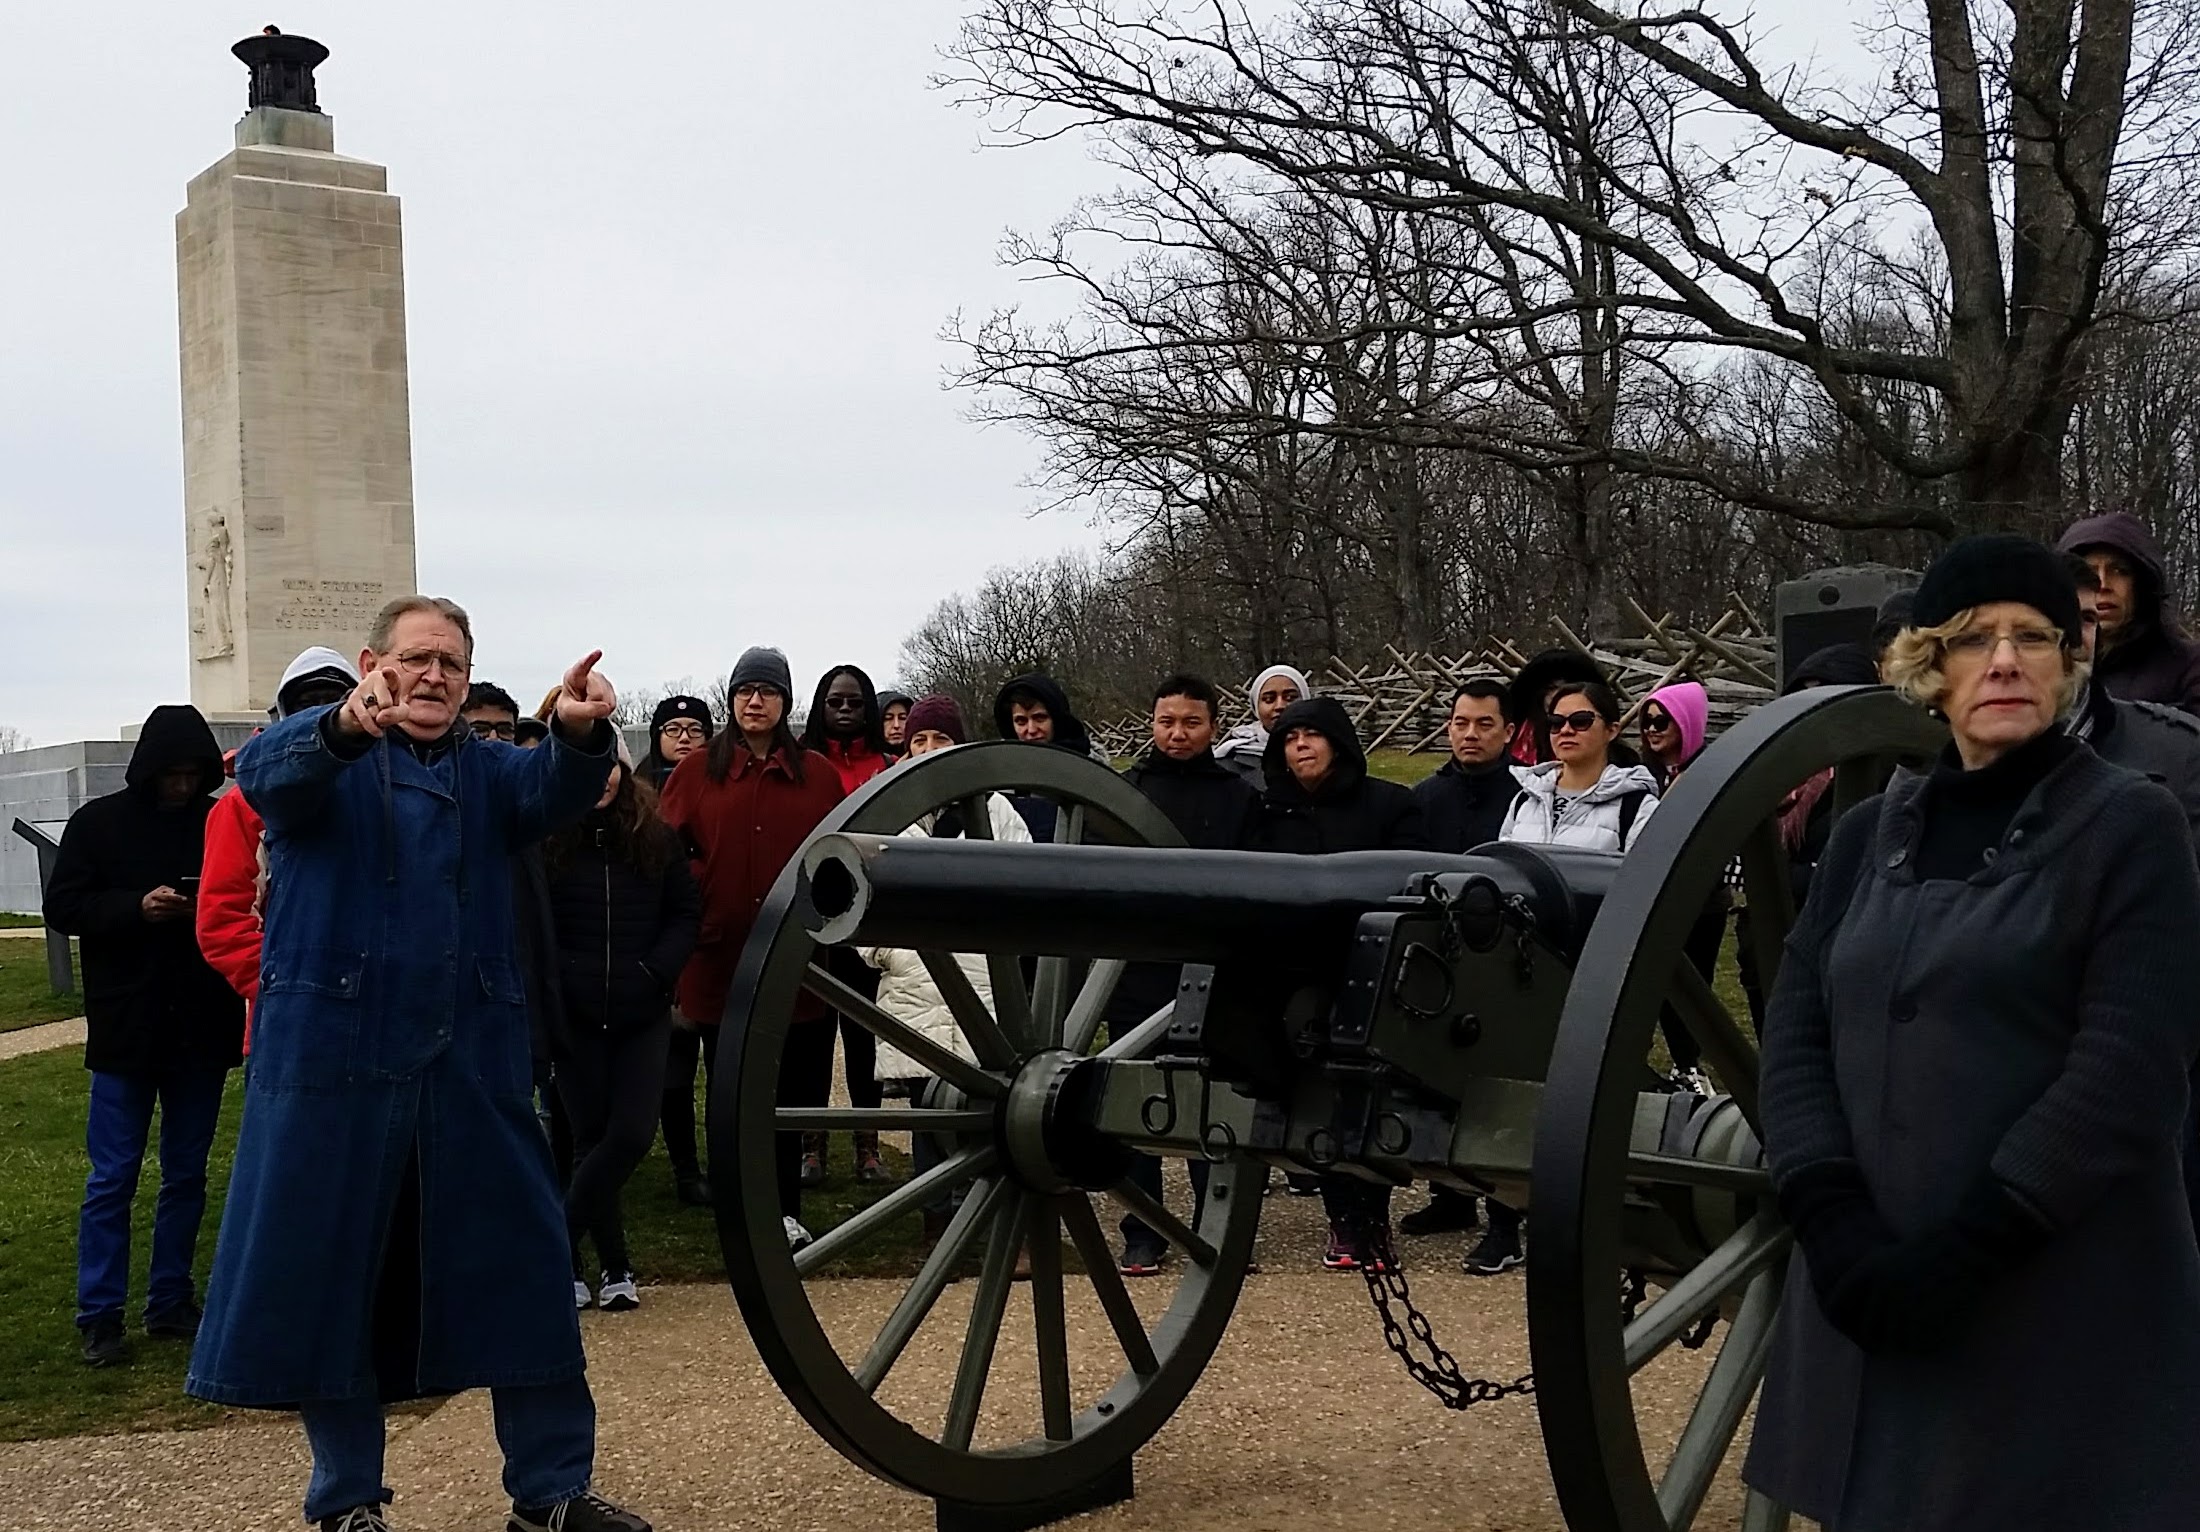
865, 789, 1032, 1084
1498, 761, 1662, 852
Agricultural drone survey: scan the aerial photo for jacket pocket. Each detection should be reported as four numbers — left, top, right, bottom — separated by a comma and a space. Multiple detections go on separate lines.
261, 946, 367, 1000
476, 954, 528, 1006
473, 955, 535, 1097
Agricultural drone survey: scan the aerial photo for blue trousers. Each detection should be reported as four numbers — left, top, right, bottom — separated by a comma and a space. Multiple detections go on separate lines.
300, 1375, 596, 1521
77, 1067, 229, 1328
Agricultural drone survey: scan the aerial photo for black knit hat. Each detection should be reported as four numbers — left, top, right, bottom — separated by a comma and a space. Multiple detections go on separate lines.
650, 694, 714, 740
1910, 534, 2082, 647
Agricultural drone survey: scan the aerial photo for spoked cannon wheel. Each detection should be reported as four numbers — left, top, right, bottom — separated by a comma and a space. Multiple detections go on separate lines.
1531, 687, 1946, 1532
707, 742, 1265, 1511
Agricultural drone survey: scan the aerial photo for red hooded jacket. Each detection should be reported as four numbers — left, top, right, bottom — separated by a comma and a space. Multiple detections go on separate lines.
196, 766, 267, 1051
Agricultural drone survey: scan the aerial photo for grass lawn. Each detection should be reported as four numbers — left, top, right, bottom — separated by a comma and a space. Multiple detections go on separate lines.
0, 913, 42, 928
0, 940, 81, 1033
0, 1046, 915, 1443
1364, 747, 1444, 785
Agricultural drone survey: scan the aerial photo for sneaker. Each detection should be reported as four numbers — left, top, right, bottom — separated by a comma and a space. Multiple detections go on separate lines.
1320, 1228, 1363, 1271
1673, 1064, 1714, 1095
598, 1272, 640, 1312
855, 1151, 892, 1184
784, 1215, 814, 1252
1398, 1190, 1480, 1238
1284, 1173, 1322, 1198
322, 1505, 392, 1532
799, 1151, 826, 1188
1118, 1238, 1166, 1277
574, 1278, 594, 1310
673, 1174, 713, 1208
508, 1488, 651, 1532
144, 1298, 203, 1340
1463, 1224, 1526, 1275
81, 1314, 129, 1367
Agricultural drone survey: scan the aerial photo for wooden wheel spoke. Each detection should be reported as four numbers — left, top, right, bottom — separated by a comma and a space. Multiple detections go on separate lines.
1097, 999, 1176, 1062
802, 963, 1004, 1099
942, 1192, 1031, 1449
1028, 1203, 1074, 1441
1666, 961, 1762, 1132
1740, 1487, 1794, 1532
1738, 817, 1799, 1009
776, 1106, 994, 1133
987, 953, 1036, 1051
958, 795, 994, 840
1655, 1268, 1782, 1529
1062, 958, 1128, 1057
796, 1146, 999, 1277
1059, 1194, 1160, 1375
1031, 955, 1069, 1049
916, 950, 1021, 1069
1105, 1178, 1217, 1267
854, 1176, 1009, 1393
1624, 1211, 1789, 1373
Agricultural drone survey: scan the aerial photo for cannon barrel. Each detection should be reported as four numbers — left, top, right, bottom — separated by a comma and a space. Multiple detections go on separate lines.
801, 832, 1623, 963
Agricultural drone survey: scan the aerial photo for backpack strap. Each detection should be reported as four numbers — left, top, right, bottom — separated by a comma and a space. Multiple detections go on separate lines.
1615, 789, 1649, 851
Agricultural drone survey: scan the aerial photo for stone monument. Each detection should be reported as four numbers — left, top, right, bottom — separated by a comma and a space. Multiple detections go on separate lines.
176, 29, 417, 718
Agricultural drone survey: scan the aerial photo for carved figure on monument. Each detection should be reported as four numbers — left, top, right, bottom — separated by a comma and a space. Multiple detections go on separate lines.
192, 514, 236, 660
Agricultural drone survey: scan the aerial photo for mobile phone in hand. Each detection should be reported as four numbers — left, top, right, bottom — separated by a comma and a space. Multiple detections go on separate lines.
177, 876, 201, 899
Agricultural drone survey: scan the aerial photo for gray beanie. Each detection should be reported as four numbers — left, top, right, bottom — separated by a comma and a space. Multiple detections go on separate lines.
728, 646, 794, 701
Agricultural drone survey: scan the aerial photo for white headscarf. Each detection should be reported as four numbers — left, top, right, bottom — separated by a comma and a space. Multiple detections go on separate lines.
1212, 664, 1311, 759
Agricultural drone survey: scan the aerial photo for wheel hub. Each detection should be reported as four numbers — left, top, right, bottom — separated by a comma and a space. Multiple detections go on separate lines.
1000, 1050, 1131, 1194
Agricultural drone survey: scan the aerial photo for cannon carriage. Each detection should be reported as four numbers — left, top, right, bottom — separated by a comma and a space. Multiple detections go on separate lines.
705, 686, 1945, 1532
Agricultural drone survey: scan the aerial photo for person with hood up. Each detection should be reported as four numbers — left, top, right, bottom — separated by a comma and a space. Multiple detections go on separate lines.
795, 664, 893, 1188
1243, 696, 1426, 1270
2063, 554, 2200, 845
197, 647, 360, 1052
877, 690, 914, 760
637, 696, 713, 789
2056, 510, 2200, 713
184, 598, 648, 1532
540, 735, 699, 1314
991, 673, 1107, 840
1744, 535, 2200, 1531
45, 703, 245, 1369
658, 646, 847, 1250
860, 696, 1034, 1242
1211, 664, 1311, 789
1636, 680, 1722, 1091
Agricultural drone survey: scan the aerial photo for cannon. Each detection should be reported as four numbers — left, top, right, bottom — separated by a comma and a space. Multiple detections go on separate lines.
705, 686, 1945, 1532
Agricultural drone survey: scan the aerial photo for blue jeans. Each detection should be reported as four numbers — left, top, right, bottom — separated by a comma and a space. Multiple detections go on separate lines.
300, 1375, 596, 1521
76, 1067, 229, 1328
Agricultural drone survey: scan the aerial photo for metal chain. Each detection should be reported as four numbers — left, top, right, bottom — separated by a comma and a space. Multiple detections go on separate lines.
1355, 1222, 1535, 1409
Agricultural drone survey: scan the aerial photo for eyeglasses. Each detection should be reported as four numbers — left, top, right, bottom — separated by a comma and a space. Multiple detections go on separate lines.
392, 649, 469, 677
659, 721, 707, 741
467, 720, 517, 741
732, 683, 779, 702
1943, 627, 2064, 659
1548, 710, 1604, 735
821, 696, 867, 711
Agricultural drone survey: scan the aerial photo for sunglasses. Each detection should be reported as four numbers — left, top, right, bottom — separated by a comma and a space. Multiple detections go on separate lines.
1642, 711, 1675, 732
1547, 710, 1604, 735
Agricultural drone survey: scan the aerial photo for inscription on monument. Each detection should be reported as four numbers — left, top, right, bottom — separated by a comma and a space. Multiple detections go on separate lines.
273, 577, 385, 632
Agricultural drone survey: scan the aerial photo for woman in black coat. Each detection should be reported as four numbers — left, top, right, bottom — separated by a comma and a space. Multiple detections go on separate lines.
1746, 537, 2200, 1531
542, 751, 700, 1311
1242, 697, 1425, 1271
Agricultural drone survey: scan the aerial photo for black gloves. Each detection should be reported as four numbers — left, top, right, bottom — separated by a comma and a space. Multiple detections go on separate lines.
1779, 1161, 2051, 1357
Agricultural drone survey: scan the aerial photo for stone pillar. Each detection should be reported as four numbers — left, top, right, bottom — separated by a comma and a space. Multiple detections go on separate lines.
177, 31, 417, 718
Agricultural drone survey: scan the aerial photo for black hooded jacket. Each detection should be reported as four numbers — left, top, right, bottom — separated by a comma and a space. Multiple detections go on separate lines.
1242, 697, 1427, 854
43, 706, 244, 1075
2058, 513, 2200, 714
1413, 758, 1523, 853
992, 673, 1104, 840
1124, 748, 1260, 850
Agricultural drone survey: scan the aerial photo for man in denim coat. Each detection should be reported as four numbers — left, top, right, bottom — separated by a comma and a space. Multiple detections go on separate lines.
186, 596, 650, 1532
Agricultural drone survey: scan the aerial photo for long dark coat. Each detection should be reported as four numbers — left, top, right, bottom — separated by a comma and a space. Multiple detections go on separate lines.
186, 709, 615, 1407
1745, 746, 2200, 1531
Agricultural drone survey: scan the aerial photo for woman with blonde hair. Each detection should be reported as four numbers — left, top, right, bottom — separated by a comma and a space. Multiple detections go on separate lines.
1746, 534, 2200, 1530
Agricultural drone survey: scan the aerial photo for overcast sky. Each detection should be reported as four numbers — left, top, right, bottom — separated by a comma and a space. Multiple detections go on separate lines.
0, 4, 1114, 743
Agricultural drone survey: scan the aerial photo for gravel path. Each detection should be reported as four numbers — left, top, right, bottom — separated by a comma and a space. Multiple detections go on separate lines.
0, 1016, 83, 1061
2, 1241, 1761, 1532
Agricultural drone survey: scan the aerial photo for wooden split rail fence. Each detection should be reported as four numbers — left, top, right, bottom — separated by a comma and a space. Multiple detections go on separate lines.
1086, 601, 1781, 759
